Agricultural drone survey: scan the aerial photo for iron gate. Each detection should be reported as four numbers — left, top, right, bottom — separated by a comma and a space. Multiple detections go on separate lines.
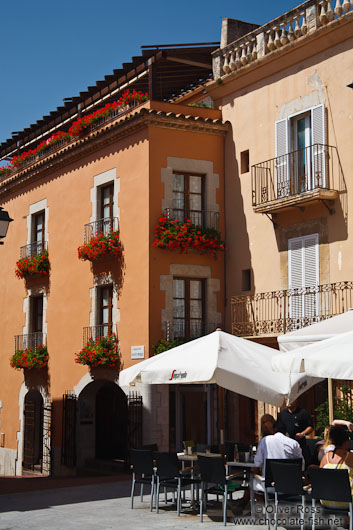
61, 392, 77, 467
128, 391, 142, 450
42, 398, 52, 475
23, 401, 37, 470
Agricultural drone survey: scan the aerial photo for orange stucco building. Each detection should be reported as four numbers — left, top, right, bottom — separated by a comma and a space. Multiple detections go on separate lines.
0, 47, 228, 475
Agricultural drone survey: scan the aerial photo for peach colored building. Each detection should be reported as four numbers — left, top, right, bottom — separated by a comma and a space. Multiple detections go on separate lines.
205, 0, 353, 428
0, 46, 228, 476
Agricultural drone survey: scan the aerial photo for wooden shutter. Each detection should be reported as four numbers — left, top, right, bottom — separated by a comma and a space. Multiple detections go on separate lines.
275, 119, 289, 198
311, 104, 326, 187
304, 234, 319, 318
288, 234, 319, 321
288, 237, 303, 319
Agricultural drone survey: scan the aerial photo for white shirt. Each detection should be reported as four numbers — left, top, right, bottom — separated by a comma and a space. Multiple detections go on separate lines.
254, 432, 304, 475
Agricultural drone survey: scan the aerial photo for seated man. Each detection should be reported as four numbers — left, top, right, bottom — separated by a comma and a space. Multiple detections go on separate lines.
253, 420, 304, 492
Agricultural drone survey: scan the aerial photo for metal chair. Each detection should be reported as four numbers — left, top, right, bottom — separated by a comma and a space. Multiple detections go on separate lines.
271, 461, 308, 530
309, 466, 353, 530
130, 449, 155, 511
198, 454, 247, 526
154, 451, 200, 516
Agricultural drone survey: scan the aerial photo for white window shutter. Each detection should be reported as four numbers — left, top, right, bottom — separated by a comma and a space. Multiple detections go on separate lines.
303, 234, 319, 318
275, 119, 289, 198
288, 237, 304, 320
311, 104, 326, 187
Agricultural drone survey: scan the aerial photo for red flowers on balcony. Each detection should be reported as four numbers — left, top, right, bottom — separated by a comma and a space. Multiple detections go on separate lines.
153, 214, 226, 257
75, 334, 120, 368
68, 89, 148, 137
78, 231, 122, 262
10, 345, 49, 370
15, 250, 50, 279
2, 90, 148, 175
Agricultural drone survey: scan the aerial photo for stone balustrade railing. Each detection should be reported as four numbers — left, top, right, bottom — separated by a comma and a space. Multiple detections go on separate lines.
213, 0, 353, 78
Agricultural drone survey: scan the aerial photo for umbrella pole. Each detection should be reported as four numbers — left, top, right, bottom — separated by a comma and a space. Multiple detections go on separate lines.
328, 378, 334, 424
219, 386, 225, 455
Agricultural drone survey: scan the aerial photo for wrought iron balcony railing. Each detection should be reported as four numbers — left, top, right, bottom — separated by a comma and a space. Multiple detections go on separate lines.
231, 281, 353, 337
15, 332, 46, 352
83, 324, 114, 345
83, 217, 119, 244
164, 208, 220, 230
252, 144, 342, 210
20, 241, 47, 259
163, 320, 222, 341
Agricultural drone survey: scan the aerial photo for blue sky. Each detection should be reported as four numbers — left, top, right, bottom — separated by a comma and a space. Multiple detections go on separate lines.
0, 0, 301, 145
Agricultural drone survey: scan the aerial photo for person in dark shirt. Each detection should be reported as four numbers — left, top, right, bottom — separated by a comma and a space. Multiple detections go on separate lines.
278, 399, 313, 440
278, 399, 313, 466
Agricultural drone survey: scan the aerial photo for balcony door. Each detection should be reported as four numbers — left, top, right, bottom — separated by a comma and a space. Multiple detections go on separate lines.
275, 104, 325, 198
288, 234, 319, 327
173, 278, 205, 339
28, 295, 44, 349
100, 183, 114, 235
32, 211, 45, 254
98, 285, 113, 337
173, 172, 204, 227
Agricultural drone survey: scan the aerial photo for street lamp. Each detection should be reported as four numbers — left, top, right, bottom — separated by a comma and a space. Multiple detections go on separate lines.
0, 206, 13, 245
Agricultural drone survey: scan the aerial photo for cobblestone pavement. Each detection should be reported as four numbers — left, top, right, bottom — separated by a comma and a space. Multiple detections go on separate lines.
0, 478, 285, 530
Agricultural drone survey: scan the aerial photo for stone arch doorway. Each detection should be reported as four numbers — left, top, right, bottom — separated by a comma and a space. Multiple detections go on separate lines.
77, 380, 128, 467
23, 390, 43, 471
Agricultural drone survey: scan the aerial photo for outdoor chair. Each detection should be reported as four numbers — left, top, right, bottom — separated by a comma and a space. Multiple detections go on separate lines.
253, 458, 303, 530
309, 466, 353, 530
271, 461, 309, 530
154, 451, 200, 516
130, 449, 155, 511
198, 454, 247, 526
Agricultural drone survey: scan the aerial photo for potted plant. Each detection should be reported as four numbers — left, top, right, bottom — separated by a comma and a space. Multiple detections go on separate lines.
78, 231, 122, 262
75, 334, 120, 368
10, 344, 48, 370
15, 249, 50, 279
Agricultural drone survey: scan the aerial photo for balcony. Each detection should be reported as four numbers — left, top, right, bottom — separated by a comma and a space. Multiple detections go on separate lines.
20, 241, 47, 258
231, 281, 353, 338
163, 320, 222, 341
83, 217, 119, 244
252, 144, 341, 213
83, 324, 114, 345
164, 208, 220, 231
14, 332, 46, 352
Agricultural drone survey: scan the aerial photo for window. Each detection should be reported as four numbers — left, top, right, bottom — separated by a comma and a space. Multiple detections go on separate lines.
275, 104, 326, 198
97, 285, 113, 336
241, 269, 251, 291
173, 278, 205, 339
241, 150, 249, 174
32, 211, 45, 254
173, 172, 204, 227
28, 295, 44, 349
99, 183, 114, 234
288, 234, 319, 322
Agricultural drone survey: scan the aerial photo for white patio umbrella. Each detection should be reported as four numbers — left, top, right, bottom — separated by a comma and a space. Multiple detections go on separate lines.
273, 324, 353, 422
120, 330, 319, 407
272, 328, 353, 379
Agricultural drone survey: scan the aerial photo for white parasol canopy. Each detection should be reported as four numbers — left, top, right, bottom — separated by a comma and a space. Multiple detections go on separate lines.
119, 330, 320, 407
272, 328, 353, 380
278, 310, 353, 352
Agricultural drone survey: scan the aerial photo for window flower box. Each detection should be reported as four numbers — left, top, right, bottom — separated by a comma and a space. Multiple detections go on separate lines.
75, 334, 120, 368
153, 214, 226, 257
10, 345, 48, 370
78, 231, 122, 262
15, 249, 50, 279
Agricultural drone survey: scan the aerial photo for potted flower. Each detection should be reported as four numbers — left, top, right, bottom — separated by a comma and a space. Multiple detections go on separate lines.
15, 249, 50, 279
153, 214, 226, 257
10, 344, 48, 370
75, 334, 120, 368
78, 231, 122, 262
153, 337, 189, 355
